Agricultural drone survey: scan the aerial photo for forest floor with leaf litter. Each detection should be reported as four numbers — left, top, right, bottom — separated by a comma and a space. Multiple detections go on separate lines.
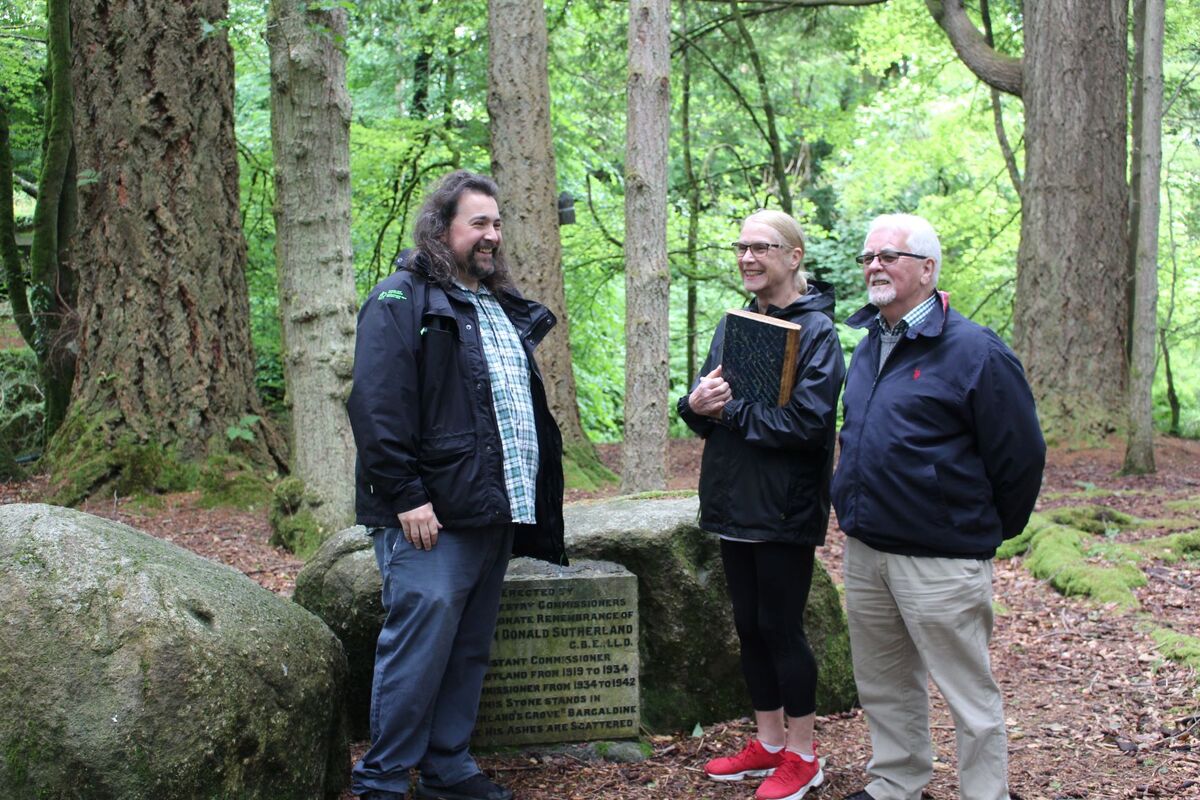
3, 437, 1198, 799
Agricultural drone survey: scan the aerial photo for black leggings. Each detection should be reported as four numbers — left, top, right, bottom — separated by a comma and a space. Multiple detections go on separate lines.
720, 539, 818, 718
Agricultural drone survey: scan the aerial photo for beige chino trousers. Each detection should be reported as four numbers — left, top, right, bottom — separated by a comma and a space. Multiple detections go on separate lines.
843, 536, 1010, 800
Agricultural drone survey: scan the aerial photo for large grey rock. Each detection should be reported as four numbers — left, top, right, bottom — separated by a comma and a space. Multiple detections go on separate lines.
298, 498, 856, 737
292, 525, 380, 737
0, 503, 348, 800
565, 495, 856, 731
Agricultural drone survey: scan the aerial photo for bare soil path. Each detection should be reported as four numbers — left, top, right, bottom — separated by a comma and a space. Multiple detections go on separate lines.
4, 437, 1198, 799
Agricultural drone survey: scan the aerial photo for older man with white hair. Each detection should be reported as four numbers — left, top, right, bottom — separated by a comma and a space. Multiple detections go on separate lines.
831, 214, 1045, 800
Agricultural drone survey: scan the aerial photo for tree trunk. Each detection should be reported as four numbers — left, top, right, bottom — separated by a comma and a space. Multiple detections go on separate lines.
0, 100, 33, 346
1013, 0, 1129, 442
24, 0, 77, 440
486, 0, 593, 451
1122, 0, 1163, 474
621, 0, 671, 492
927, 0, 1131, 442
51, 0, 285, 501
1159, 328, 1179, 436
680, 1, 701, 386
267, 0, 358, 529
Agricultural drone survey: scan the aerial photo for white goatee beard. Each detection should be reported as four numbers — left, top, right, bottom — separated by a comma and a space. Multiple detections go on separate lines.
868, 285, 896, 307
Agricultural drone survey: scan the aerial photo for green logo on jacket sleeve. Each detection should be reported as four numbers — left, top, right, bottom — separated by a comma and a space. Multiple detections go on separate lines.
378, 289, 408, 301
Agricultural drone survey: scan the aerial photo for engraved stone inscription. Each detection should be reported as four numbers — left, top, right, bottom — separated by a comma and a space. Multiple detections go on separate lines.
474, 558, 639, 746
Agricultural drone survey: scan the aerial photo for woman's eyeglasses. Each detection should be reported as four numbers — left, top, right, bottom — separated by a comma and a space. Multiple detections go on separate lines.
731, 242, 783, 257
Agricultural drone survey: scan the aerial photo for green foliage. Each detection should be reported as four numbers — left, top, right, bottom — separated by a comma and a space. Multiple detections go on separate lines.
0, 0, 45, 195
225, 414, 261, 443
0, 348, 42, 474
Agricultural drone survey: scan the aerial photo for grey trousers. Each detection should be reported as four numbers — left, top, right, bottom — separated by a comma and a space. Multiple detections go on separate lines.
843, 536, 1010, 800
351, 524, 514, 797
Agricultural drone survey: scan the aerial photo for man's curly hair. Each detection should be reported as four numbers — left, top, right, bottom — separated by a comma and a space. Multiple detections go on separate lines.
410, 170, 514, 293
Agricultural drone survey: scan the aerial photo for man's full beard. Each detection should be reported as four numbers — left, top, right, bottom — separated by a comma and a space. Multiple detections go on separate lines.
461, 247, 506, 284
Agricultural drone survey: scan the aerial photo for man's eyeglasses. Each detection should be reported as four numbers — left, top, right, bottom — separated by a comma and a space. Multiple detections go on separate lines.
731, 242, 784, 257
855, 250, 927, 266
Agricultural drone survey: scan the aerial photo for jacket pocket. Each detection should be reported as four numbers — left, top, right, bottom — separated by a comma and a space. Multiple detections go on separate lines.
917, 463, 955, 531
419, 432, 478, 512
421, 431, 475, 461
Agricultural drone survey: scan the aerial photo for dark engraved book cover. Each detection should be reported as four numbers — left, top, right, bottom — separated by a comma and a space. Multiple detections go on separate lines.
718, 309, 802, 406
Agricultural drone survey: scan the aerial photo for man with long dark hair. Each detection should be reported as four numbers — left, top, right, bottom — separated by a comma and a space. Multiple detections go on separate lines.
347, 170, 566, 800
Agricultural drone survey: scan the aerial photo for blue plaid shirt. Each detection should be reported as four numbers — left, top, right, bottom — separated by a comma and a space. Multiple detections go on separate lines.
459, 283, 539, 523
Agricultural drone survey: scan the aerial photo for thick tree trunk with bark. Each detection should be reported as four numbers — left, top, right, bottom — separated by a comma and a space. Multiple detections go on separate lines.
1014, 0, 1129, 442
621, 0, 671, 492
486, 0, 592, 451
928, 0, 1130, 442
50, 0, 284, 499
1123, 0, 1164, 474
268, 0, 358, 529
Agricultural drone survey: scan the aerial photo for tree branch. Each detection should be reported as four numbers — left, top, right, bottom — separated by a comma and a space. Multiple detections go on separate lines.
729, 1, 792, 214
980, 0, 1021, 197
925, 0, 1022, 96
15, 173, 37, 198
672, 25, 769, 144
585, 172, 624, 250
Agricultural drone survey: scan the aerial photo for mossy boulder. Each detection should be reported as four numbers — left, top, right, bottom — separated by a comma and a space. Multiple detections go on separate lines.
0, 503, 349, 799
292, 525, 381, 737
564, 496, 857, 731
269, 476, 332, 559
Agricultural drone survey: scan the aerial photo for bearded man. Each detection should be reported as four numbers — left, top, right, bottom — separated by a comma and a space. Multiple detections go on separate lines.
347, 170, 565, 800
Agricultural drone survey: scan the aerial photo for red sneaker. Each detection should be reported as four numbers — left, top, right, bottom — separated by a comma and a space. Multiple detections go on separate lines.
704, 739, 784, 782
754, 749, 823, 800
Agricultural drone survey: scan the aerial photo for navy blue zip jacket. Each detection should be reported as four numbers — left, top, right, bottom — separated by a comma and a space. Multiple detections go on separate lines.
345, 255, 566, 565
678, 281, 846, 544
831, 292, 1045, 559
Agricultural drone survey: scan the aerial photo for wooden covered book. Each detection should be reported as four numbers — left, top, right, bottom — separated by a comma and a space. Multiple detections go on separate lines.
718, 309, 802, 406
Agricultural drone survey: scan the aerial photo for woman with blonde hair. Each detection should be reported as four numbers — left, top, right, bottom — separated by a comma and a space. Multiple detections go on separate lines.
677, 209, 845, 800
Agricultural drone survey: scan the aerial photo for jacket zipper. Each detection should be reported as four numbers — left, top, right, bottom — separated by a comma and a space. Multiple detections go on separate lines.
850, 331, 891, 523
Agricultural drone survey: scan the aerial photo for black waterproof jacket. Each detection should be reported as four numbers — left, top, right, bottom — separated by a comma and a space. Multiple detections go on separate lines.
346, 255, 566, 565
677, 281, 846, 544
831, 292, 1045, 559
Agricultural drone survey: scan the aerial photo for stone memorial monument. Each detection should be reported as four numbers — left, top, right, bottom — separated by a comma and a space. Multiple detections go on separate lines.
474, 558, 639, 746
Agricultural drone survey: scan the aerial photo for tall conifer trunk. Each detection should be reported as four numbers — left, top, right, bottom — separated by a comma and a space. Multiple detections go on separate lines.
267, 0, 358, 531
487, 0, 601, 475
927, 0, 1130, 441
49, 0, 284, 500
1013, 0, 1129, 441
621, 0, 671, 492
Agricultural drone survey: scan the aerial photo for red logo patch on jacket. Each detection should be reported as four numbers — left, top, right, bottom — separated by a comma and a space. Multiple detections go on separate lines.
913, 368, 921, 380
